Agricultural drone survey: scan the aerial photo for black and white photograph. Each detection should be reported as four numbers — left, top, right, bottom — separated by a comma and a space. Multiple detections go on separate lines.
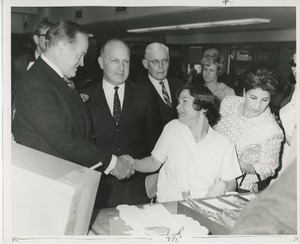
1, 0, 298, 243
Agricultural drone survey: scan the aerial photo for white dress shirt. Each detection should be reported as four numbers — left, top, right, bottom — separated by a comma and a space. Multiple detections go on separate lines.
148, 74, 172, 103
102, 80, 126, 175
102, 79, 125, 115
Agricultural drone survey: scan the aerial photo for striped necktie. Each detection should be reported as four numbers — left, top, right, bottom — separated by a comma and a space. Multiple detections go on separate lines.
63, 77, 76, 90
159, 81, 172, 109
113, 86, 121, 124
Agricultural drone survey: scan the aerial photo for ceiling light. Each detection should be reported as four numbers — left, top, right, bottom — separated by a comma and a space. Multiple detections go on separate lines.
127, 18, 271, 33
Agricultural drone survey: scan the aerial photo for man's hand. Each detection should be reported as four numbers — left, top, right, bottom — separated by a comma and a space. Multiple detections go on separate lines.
110, 155, 135, 180
122, 154, 136, 169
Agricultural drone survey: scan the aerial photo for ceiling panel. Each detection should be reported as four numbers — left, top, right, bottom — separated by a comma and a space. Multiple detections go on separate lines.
84, 6, 296, 38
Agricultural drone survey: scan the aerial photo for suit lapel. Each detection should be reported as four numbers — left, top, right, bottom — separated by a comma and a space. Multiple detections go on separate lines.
168, 78, 179, 109
146, 77, 166, 106
122, 82, 134, 118
38, 58, 92, 137
94, 82, 114, 120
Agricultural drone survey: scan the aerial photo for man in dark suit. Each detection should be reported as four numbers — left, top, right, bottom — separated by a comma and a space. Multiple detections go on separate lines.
140, 42, 183, 134
12, 21, 134, 182
11, 20, 54, 118
83, 39, 160, 209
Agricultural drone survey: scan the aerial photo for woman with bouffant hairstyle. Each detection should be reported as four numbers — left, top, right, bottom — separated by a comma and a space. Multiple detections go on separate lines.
214, 63, 284, 192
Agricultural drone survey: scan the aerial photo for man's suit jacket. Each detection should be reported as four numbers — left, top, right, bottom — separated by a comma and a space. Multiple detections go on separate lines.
12, 57, 112, 169
83, 81, 161, 208
139, 76, 183, 134
11, 52, 36, 107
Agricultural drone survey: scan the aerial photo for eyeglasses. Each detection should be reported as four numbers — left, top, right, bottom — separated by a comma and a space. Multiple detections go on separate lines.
289, 59, 296, 67
146, 58, 170, 67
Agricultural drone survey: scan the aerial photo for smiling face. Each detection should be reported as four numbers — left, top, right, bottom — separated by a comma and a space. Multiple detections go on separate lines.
60, 32, 89, 78
99, 41, 130, 86
202, 63, 218, 83
177, 89, 201, 126
243, 88, 271, 118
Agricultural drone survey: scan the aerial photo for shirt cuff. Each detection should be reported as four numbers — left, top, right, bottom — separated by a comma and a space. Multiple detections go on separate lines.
104, 154, 117, 175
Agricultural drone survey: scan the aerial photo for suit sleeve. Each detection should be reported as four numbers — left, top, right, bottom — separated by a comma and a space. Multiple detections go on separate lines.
14, 76, 112, 169
144, 90, 162, 153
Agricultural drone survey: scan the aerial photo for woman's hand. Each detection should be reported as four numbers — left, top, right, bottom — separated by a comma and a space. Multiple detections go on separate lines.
205, 179, 227, 197
122, 154, 136, 169
240, 161, 256, 174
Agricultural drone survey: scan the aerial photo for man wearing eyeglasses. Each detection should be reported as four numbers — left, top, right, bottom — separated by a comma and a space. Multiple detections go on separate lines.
140, 42, 183, 135
12, 20, 54, 119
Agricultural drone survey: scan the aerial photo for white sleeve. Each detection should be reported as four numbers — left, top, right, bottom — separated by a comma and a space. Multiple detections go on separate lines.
151, 122, 173, 164
221, 140, 242, 181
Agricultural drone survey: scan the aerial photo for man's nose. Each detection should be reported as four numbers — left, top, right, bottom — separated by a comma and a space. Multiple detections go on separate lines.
158, 60, 164, 69
119, 61, 126, 71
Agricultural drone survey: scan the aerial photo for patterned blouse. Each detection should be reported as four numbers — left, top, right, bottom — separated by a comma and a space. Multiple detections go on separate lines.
206, 82, 235, 101
214, 96, 284, 191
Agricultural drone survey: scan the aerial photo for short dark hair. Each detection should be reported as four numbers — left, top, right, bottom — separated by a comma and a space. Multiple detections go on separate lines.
289, 47, 296, 66
46, 20, 89, 47
200, 56, 223, 76
244, 63, 281, 99
289, 47, 296, 59
177, 84, 221, 126
100, 38, 130, 57
33, 20, 54, 35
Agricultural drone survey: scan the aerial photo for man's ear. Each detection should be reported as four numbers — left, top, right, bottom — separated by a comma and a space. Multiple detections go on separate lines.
56, 41, 65, 55
98, 56, 104, 69
142, 59, 148, 69
33, 35, 39, 45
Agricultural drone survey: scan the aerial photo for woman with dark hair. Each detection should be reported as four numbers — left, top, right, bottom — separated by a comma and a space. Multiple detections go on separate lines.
201, 56, 235, 101
129, 85, 241, 202
214, 64, 284, 192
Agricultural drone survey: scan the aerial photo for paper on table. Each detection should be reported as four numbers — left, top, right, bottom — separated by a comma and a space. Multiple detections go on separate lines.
116, 204, 208, 236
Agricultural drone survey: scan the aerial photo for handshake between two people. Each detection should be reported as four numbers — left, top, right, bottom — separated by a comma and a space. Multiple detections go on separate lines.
110, 154, 136, 180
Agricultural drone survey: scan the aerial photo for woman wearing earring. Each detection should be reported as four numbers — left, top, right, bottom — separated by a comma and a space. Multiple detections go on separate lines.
130, 84, 241, 203
201, 56, 235, 102
214, 64, 284, 192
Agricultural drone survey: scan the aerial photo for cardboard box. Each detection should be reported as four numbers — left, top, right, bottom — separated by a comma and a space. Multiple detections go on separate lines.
177, 193, 256, 235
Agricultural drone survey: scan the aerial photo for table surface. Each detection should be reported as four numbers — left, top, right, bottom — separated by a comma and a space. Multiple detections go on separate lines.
89, 201, 178, 235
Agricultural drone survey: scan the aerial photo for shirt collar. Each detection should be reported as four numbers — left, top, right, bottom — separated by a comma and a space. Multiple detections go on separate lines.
102, 78, 125, 91
34, 50, 41, 60
41, 54, 64, 78
148, 74, 167, 85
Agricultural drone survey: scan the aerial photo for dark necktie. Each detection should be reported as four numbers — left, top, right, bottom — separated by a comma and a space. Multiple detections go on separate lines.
113, 86, 121, 124
159, 81, 172, 109
63, 77, 75, 90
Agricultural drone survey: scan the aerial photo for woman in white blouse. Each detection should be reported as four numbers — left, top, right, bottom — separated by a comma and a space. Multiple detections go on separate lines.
130, 85, 241, 203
